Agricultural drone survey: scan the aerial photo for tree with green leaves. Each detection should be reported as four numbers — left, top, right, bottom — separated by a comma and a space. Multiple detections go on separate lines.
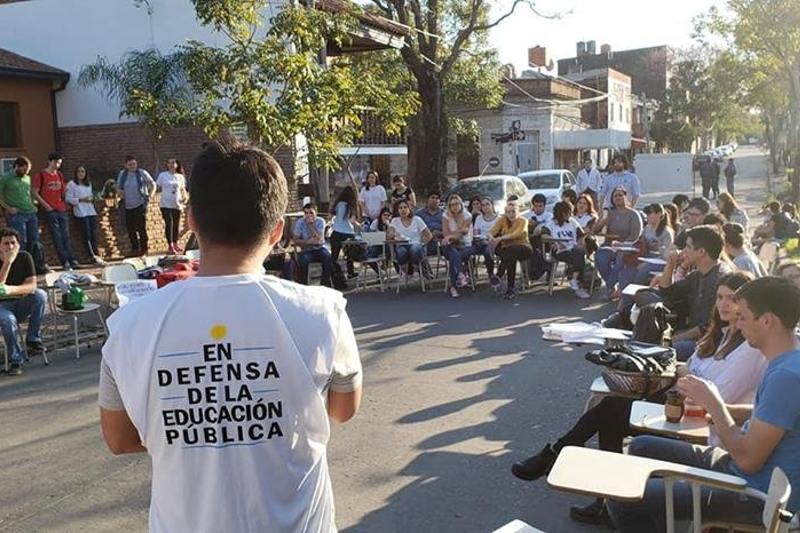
364, 0, 546, 191
181, 0, 418, 177
700, 0, 800, 200
78, 49, 192, 170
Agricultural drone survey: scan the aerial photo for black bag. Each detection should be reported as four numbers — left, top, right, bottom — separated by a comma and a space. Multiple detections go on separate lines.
331, 262, 348, 291
585, 344, 675, 374
632, 302, 672, 345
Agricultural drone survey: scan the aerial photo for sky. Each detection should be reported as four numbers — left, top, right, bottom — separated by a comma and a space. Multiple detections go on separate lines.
489, 0, 724, 72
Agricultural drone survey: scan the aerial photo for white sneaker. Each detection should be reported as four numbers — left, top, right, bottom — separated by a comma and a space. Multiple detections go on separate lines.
456, 272, 467, 287
575, 288, 591, 299
449, 286, 460, 298
569, 279, 581, 291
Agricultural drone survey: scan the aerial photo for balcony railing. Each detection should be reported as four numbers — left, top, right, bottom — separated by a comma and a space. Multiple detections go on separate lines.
350, 109, 406, 146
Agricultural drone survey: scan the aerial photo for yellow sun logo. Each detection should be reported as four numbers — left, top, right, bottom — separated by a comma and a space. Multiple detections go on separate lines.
210, 324, 227, 341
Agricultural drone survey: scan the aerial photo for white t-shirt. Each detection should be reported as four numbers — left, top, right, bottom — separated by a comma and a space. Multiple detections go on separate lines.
523, 209, 552, 226
358, 185, 387, 218
156, 171, 186, 209
473, 214, 498, 239
687, 334, 767, 446
389, 216, 428, 245
544, 218, 580, 251
99, 274, 361, 533
443, 211, 473, 245
575, 213, 596, 230
65, 180, 98, 218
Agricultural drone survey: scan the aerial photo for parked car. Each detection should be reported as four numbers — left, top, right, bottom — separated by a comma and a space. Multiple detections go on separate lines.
442, 175, 531, 215
517, 169, 575, 210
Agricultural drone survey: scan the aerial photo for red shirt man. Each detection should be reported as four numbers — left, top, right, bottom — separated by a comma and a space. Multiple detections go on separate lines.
32, 161, 67, 212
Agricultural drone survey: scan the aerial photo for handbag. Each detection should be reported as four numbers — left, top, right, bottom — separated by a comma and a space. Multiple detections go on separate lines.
585, 344, 676, 396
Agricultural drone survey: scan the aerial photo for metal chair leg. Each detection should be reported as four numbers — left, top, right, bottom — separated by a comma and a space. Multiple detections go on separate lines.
73, 315, 80, 360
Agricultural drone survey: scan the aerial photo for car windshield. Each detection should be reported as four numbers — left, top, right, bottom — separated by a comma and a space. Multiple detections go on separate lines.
446, 180, 503, 201
520, 173, 560, 190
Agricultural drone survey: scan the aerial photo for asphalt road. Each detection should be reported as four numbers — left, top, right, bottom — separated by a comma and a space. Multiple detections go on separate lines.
0, 146, 774, 533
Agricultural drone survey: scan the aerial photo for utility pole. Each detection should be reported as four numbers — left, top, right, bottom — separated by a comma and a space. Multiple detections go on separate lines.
642, 92, 652, 154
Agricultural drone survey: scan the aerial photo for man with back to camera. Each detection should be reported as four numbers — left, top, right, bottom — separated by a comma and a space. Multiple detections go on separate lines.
98, 141, 363, 532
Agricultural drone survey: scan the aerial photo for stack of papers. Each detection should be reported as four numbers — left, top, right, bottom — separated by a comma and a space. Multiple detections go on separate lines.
542, 321, 632, 345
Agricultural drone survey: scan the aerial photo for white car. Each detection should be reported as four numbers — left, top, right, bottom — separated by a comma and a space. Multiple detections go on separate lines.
442, 175, 531, 215
517, 169, 576, 210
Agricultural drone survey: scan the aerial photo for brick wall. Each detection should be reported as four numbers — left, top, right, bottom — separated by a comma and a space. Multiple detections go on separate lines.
18, 122, 304, 263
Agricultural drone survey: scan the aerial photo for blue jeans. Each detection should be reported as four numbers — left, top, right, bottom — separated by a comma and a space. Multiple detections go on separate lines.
444, 244, 472, 285
46, 211, 76, 266
77, 215, 99, 257
8, 212, 40, 251
0, 289, 47, 364
394, 243, 424, 271
470, 240, 495, 277
297, 247, 332, 286
596, 248, 625, 291
607, 436, 763, 532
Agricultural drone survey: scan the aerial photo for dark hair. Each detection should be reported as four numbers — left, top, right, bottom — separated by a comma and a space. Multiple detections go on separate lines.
169, 159, 184, 175
303, 202, 317, 212
331, 186, 359, 219
703, 213, 726, 228
74, 165, 89, 183
611, 154, 628, 168
532, 193, 546, 205
189, 141, 287, 248
125, 155, 136, 163
722, 222, 745, 248
507, 194, 519, 202
687, 197, 711, 215
376, 206, 392, 231
643, 203, 669, 236
736, 276, 800, 331
561, 188, 578, 206
782, 202, 798, 219
0, 227, 20, 242
552, 201, 572, 225
396, 198, 413, 216
13, 156, 30, 169
686, 225, 724, 260
469, 195, 481, 209
47, 152, 62, 162
672, 194, 690, 210
392, 175, 403, 184
766, 201, 780, 214
696, 271, 754, 359
778, 261, 800, 275
584, 157, 593, 163
427, 190, 440, 199
664, 203, 679, 231
364, 170, 379, 190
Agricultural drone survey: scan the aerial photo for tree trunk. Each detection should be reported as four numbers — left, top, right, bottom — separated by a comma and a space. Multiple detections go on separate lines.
408, 73, 448, 196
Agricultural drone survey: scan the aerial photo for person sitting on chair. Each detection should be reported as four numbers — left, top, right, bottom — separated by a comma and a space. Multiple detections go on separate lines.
0, 227, 48, 375
292, 203, 333, 287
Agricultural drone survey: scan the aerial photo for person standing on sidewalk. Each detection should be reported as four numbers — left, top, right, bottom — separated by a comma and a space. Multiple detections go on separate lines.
0, 157, 50, 274
65, 166, 104, 265
32, 152, 78, 269
576, 157, 602, 208
155, 158, 187, 255
98, 140, 362, 532
116, 155, 155, 257
724, 158, 737, 197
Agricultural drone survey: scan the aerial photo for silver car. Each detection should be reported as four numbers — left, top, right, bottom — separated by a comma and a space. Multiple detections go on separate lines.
517, 169, 576, 210
443, 175, 532, 215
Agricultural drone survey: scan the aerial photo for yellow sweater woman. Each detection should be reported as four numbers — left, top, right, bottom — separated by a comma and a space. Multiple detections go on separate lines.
489, 200, 533, 299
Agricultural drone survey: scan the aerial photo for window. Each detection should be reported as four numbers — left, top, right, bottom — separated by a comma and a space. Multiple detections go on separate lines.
0, 103, 19, 148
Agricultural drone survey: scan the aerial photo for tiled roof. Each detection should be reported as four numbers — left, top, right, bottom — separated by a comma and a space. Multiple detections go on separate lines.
0, 47, 70, 82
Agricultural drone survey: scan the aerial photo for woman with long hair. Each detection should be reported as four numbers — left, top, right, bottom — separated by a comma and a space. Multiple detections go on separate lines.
575, 193, 598, 255
717, 192, 749, 231
471, 197, 498, 279
358, 171, 386, 224
442, 194, 473, 298
591, 186, 643, 299
664, 202, 681, 237
156, 158, 187, 254
388, 199, 432, 279
488, 198, 532, 300
330, 186, 361, 279
65, 165, 104, 265
512, 272, 765, 525
629, 203, 674, 285
543, 201, 590, 299
468, 195, 482, 222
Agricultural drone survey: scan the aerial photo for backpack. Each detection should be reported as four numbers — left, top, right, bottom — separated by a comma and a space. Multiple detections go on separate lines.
117, 169, 150, 204
632, 302, 672, 345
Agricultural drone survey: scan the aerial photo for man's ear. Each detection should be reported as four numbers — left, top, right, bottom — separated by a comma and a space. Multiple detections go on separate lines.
268, 219, 285, 247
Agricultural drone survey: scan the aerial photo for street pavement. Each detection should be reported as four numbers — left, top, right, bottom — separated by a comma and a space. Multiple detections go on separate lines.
0, 146, 775, 532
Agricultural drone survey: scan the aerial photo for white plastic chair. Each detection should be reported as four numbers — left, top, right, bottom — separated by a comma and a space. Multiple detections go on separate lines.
102, 264, 138, 284
759, 241, 780, 274
122, 257, 146, 271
